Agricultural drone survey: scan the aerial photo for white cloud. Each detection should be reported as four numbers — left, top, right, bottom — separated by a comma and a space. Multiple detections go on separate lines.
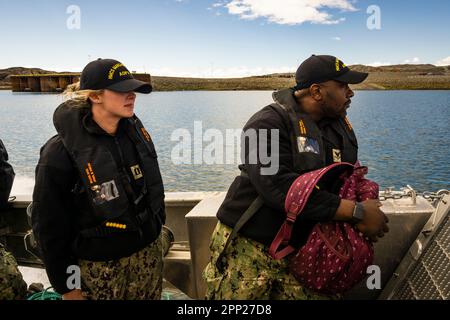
332, 36, 341, 41
209, 2, 225, 10
403, 57, 420, 64
435, 56, 450, 66
367, 62, 392, 67
150, 66, 296, 78
224, 0, 357, 25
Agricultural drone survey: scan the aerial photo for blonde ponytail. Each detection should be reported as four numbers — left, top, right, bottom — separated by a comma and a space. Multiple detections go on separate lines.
62, 81, 103, 105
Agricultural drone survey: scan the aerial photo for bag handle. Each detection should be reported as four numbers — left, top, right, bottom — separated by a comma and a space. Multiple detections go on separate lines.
269, 162, 354, 260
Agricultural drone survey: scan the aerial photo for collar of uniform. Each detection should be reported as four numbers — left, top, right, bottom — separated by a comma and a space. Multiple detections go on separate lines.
82, 110, 127, 137
318, 117, 336, 129
272, 88, 299, 111
274, 88, 344, 129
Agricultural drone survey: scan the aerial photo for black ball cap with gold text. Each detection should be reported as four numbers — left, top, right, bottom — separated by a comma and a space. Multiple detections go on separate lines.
295, 55, 368, 90
80, 58, 152, 94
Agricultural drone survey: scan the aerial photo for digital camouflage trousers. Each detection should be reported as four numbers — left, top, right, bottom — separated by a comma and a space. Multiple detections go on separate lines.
203, 222, 335, 300
0, 244, 27, 300
79, 235, 163, 300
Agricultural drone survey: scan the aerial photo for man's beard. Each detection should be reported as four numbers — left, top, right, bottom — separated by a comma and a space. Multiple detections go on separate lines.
321, 102, 344, 119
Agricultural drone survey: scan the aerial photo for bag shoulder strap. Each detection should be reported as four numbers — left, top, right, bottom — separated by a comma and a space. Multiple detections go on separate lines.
215, 171, 264, 271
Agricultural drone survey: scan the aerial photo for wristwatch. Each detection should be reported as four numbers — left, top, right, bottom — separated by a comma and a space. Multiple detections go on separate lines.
351, 202, 365, 224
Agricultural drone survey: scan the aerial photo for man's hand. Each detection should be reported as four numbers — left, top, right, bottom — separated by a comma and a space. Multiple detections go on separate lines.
62, 289, 86, 300
355, 199, 389, 242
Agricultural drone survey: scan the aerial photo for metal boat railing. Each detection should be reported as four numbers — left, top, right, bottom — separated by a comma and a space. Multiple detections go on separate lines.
1, 189, 448, 300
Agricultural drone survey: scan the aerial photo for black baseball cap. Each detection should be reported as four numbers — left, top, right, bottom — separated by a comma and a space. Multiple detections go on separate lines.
80, 58, 152, 93
295, 55, 368, 90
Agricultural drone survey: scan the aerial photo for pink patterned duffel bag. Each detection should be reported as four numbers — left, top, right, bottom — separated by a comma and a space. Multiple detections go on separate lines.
269, 162, 379, 295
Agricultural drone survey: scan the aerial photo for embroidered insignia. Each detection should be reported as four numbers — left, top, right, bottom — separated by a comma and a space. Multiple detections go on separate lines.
332, 149, 342, 163
131, 164, 143, 180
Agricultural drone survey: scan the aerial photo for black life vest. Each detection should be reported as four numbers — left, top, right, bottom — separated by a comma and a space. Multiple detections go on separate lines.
0, 139, 15, 210
53, 99, 165, 237
271, 88, 358, 173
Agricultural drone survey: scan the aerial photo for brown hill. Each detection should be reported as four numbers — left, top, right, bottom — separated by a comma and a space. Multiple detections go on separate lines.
1, 64, 450, 91
0, 67, 55, 81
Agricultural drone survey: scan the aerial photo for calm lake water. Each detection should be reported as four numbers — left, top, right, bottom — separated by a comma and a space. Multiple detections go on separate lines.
0, 90, 449, 194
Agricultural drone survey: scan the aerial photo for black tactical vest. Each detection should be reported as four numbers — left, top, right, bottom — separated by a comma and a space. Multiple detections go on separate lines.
271, 88, 358, 174
53, 100, 165, 238
0, 139, 15, 210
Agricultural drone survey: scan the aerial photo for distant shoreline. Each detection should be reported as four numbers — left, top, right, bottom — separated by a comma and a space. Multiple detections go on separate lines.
1, 86, 450, 91
1, 64, 450, 91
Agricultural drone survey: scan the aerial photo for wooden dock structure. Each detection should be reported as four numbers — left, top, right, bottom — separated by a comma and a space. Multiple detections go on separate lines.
10, 73, 151, 92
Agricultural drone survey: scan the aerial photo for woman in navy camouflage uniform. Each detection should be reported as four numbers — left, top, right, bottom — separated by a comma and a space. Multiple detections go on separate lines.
32, 59, 166, 300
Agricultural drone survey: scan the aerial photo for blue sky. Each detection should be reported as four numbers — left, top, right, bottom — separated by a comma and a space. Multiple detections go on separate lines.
1, 0, 449, 77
